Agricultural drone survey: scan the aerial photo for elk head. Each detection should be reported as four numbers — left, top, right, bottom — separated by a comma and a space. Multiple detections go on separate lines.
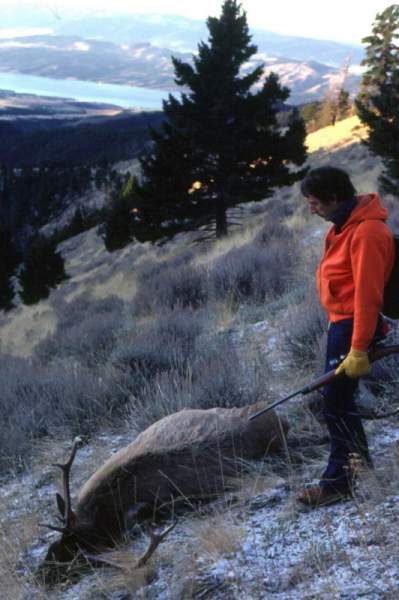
37, 438, 109, 585
36, 437, 176, 586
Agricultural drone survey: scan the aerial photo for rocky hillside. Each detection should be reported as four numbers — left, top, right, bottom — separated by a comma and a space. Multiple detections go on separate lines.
1, 116, 398, 599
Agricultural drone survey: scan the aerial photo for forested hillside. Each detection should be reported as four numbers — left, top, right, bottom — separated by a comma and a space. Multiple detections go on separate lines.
0, 111, 163, 166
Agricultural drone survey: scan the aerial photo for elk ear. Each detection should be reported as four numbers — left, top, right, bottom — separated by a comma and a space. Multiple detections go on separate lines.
56, 493, 66, 518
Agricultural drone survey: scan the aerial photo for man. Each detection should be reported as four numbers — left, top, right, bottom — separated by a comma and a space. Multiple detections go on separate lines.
298, 166, 395, 507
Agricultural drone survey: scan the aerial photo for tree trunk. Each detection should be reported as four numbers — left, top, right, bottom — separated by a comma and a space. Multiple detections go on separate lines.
216, 190, 228, 238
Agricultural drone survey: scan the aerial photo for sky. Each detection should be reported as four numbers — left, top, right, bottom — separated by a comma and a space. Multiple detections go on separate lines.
1, 0, 394, 45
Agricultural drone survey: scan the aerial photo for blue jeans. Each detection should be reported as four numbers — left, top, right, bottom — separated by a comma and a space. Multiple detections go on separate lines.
320, 318, 381, 493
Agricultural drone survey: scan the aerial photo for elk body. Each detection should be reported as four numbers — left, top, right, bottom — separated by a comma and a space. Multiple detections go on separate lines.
39, 401, 288, 583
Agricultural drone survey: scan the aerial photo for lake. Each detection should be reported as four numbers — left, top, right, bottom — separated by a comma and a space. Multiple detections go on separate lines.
0, 71, 173, 110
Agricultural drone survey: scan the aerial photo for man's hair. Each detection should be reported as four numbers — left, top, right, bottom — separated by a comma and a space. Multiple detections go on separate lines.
300, 166, 357, 204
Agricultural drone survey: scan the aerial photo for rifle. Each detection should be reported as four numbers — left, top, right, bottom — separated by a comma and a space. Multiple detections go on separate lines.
248, 344, 399, 422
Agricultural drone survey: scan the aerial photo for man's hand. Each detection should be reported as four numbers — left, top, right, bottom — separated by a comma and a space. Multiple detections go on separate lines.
335, 349, 370, 379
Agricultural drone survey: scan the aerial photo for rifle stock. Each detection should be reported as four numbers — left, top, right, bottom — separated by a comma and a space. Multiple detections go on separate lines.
248, 344, 399, 421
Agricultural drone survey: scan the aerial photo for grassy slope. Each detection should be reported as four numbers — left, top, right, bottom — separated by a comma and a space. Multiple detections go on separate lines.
0, 115, 383, 359
1, 116, 399, 599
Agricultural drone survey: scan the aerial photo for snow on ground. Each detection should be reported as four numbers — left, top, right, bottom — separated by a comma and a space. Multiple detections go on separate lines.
1, 116, 397, 599
144, 415, 399, 600
2, 421, 398, 600
1, 360, 397, 600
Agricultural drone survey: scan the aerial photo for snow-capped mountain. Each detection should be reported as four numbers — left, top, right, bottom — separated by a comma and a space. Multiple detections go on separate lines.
0, 34, 361, 105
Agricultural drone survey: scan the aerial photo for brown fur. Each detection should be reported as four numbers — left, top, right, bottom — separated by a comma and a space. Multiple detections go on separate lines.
38, 402, 288, 584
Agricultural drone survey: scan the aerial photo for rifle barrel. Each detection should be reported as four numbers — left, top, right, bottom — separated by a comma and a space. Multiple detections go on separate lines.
248, 344, 399, 422
248, 388, 303, 421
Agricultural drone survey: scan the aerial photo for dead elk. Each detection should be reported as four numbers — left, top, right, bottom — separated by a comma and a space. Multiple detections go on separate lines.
37, 401, 288, 584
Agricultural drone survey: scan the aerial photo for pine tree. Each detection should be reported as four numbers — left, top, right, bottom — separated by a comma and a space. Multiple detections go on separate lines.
356, 5, 399, 195
317, 97, 336, 128
19, 235, 67, 305
337, 89, 351, 121
103, 175, 143, 251
0, 226, 21, 311
139, 0, 307, 238
301, 101, 322, 132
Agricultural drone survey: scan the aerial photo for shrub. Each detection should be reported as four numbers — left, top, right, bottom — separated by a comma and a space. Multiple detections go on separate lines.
52, 207, 101, 245
0, 226, 21, 311
133, 252, 208, 314
209, 234, 297, 305
283, 287, 327, 371
0, 355, 39, 472
0, 355, 123, 473
252, 221, 290, 244
19, 235, 68, 305
127, 334, 272, 433
127, 368, 194, 432
34, 295, 126, 367
110, 306, 209, 390
190, 336, 270, 409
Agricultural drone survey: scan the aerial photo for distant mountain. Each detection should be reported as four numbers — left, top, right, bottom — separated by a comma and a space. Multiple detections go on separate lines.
0, 89, 123, 119
0, 35, 361, 105
54, 13, 364, 67
0, 35, 180, 90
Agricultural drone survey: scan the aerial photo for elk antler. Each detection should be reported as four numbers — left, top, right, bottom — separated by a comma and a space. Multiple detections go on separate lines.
52, 437, 82, 530
81, 522, 177, 571
135, 522, 177, 568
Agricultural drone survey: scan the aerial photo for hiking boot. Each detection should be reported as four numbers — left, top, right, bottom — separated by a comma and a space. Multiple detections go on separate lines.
297, 485, 350, 508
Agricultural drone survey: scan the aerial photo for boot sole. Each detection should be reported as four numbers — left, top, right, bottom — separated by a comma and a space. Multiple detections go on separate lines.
297, 491, 351, 508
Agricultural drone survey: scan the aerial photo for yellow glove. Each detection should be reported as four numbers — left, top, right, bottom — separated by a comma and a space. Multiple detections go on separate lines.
335, 349, 370, 379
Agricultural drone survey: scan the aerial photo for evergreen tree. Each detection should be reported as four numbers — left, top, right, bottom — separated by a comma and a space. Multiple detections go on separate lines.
0, 226, 21, 311
103, 175, 143, 251
301, 101, 322, 132
139, 0, 307, 238
356, 5, 399, 195
337, 89, 351, 120
19, 235, 67, 305
60, 207, 91, 240
69, 207, 87, 236
325, 88, 351, 127
316, 97, 336, 128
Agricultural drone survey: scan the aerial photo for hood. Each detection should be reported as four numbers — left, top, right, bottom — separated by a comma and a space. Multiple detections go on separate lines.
344, 193, 388, 228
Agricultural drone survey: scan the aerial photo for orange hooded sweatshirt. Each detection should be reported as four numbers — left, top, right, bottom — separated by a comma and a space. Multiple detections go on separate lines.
317, 193, 395, 352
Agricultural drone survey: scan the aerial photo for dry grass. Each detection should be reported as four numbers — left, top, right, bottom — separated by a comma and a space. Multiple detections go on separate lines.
2, 427, 398, 600
234, 472, 286, 503
283, 210, 308, 234
186, 513, 245, 563
185, 434, 399, 599
0, 303, 57, 358
354, 439, 399, 505
0, 499, 45, 600
212, 299, 238, 330
1, 110, 397, 600
77, 549, 155, 600
191, 221, 267, 269
306, 115, 368, 153
0, 114, 384, 363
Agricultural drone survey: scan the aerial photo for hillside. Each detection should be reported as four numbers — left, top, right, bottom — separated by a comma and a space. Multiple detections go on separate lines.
0, 109, 164, 166
0, 27, 362, 105
0, 116, 385, 358
1, 116, 399, 599
2, 10, 364, 66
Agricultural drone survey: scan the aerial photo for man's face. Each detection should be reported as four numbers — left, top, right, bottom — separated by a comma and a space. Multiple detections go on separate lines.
306, 195, 340, 221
